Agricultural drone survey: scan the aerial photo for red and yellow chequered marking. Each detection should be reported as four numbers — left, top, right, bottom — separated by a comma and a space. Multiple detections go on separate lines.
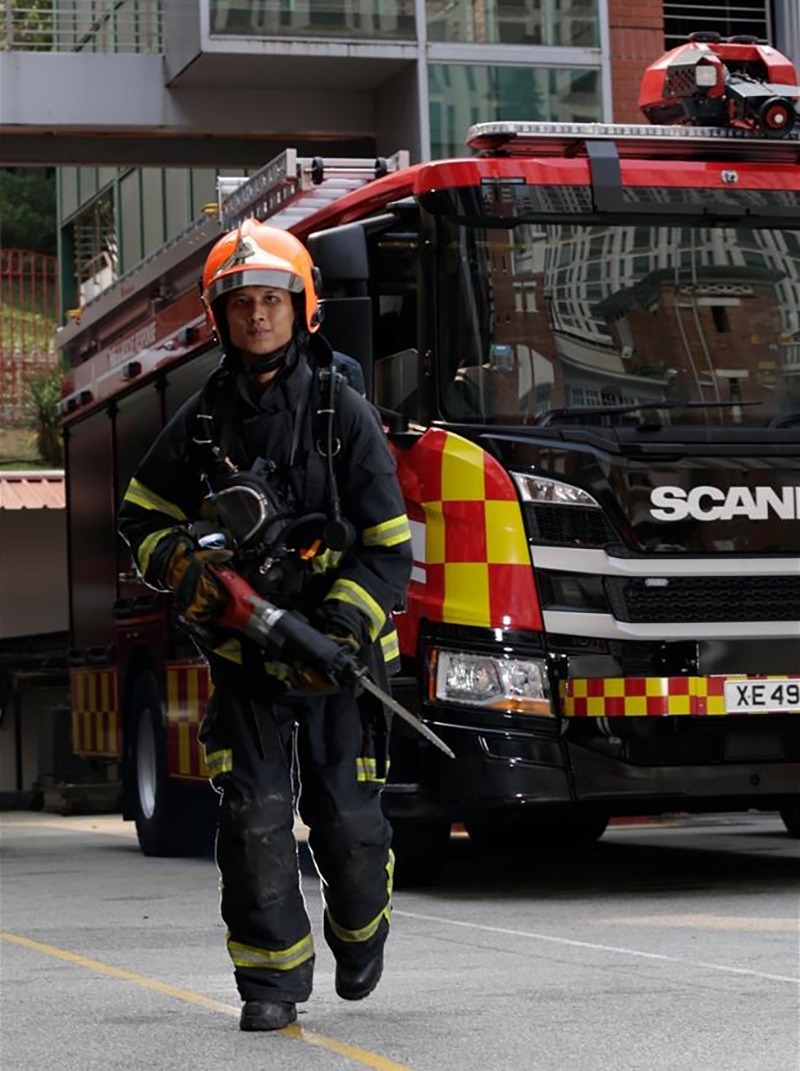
70, 667, 120, 757
396, 428, 541, 638
560, 675, 797, 717
166, 663, 213, 780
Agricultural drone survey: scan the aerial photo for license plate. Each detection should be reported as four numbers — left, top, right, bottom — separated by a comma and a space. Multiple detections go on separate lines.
724, 678, 800, 713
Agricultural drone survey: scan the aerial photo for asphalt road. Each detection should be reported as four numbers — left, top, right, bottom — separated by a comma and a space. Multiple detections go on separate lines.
1, 811, 798, 1071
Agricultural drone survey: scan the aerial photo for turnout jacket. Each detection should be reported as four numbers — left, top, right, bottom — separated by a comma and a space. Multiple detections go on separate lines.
118, 336, 412, 672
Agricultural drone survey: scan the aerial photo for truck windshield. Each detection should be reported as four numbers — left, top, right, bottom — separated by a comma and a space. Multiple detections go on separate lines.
436, 218, 800, 427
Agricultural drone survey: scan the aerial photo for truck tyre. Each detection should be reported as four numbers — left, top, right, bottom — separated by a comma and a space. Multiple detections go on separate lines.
390, 817, 451, 887
129, 671, 217, 857
130, 671, 183, 856
550, 812, 609, 845
779, 806, 800, 838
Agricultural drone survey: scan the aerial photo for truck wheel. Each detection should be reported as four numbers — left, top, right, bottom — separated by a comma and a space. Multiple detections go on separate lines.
550, 813, 609, 845
130, 671, 218, 857
779, 806, 800, 838
130, 672, 184, 856
390, 818, 451, 887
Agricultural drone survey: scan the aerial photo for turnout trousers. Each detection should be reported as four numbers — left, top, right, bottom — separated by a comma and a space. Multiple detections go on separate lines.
200, 676, 394, 1004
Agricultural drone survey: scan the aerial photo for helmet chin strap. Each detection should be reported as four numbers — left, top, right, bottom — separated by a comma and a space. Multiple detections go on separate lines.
244, 339, 294, 377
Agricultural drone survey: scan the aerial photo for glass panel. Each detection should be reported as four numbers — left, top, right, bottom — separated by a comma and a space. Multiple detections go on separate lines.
72, 190, 118, 306
119, 171, 142, 273
209, 0, 415, 40
434, 215, 800, 428
369, 222, 420, 417
190, 169, 217, 219
165, 168, 191, 240
428, 66, 601, 158
61, 168, 79, 221
428, 0, 598, 46
141, 168, 165, 256
78, 168, 98, 205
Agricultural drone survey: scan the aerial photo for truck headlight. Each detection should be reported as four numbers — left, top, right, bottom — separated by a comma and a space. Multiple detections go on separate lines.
511, 471, 600, 508
431, 650, 552, 716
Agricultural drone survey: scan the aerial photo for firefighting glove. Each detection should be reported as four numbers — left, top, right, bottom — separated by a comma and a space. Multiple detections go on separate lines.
288, 663, 338, 696
288, 610, 361, 694
164, 540, 233, 624
313, 604, 364, 654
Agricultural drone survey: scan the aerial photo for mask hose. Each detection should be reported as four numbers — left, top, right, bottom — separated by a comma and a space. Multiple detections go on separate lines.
320, 367, 354, 553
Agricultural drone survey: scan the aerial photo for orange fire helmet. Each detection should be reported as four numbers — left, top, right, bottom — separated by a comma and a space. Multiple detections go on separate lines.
202, 219, 321, 337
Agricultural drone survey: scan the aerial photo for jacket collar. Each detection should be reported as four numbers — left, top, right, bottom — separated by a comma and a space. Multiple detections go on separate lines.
234, 342, 312, 415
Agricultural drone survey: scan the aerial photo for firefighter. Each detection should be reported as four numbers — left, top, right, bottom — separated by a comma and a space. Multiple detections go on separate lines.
118, 220, 413, 1032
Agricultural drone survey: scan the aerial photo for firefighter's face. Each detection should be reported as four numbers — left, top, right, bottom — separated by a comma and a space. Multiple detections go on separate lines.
225, 285, 295, 362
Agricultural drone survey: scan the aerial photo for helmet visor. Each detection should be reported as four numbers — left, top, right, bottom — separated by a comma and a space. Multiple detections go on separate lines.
206, 268, 304, 306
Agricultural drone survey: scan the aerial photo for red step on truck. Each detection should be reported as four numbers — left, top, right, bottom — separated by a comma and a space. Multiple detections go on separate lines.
60, 34, 800, 882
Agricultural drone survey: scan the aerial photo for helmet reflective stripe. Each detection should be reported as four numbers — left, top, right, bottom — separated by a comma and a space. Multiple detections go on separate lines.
205, 268, 304, 306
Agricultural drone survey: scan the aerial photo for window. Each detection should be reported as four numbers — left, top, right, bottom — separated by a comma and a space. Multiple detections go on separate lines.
427, 0, 598, 45
368, 217, 420, 418
428, 65, 602, 158
664, 0, 770, 49
711, 306, 730, 333
208, 0, 415, 40
434, 217, 800, 427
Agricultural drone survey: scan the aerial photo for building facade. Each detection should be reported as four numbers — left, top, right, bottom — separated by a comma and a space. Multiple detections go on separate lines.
42, 0, 797, 314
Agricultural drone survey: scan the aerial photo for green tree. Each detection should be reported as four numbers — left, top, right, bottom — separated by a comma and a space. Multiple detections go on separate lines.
0, 0, 54, 50
0, 169, 57, 255
25, 362, 65, 466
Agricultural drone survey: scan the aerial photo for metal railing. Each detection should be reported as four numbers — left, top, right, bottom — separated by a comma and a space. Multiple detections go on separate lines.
0, 250, 59, 425
1, 0, 163, 53
663, 0, 771, 51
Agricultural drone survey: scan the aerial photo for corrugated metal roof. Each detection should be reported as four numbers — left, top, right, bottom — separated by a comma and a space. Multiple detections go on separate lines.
0, 471, 65, 510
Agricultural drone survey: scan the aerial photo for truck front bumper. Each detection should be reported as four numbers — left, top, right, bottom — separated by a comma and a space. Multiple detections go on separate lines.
383, 715, 800, 822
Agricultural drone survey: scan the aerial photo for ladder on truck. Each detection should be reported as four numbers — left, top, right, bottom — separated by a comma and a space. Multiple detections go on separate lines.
217, 148, 410, 231
59, 147, 409, 346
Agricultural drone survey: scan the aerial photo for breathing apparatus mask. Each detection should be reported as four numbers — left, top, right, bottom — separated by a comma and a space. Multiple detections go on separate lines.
205, 457, 353, 599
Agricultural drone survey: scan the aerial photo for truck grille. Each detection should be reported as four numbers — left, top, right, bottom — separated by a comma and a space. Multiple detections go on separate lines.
605, 575, 800, 623
524, 504, 617, 548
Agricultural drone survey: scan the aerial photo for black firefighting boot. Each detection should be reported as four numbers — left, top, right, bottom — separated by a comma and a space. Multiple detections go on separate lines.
335, 947, 384, 1001
239, 1000, 298, 1031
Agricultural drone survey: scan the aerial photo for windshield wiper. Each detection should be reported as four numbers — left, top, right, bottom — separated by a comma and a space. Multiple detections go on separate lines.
535, 400, 763, 427
768, 411, 800, 428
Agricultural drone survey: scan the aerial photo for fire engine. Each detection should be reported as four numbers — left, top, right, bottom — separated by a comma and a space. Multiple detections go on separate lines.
59, 35, 800, 882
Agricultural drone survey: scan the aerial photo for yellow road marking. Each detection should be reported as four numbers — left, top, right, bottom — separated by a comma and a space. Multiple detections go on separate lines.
0, 931, 411, 1071
595, 914, 800, 933
281, 1024, 412, 1069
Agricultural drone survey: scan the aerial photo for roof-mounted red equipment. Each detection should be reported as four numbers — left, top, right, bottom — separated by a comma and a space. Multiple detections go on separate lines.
639, 31, 800, 138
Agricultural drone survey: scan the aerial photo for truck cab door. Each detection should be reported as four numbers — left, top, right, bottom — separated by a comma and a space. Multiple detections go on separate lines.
308, 208, 424, 421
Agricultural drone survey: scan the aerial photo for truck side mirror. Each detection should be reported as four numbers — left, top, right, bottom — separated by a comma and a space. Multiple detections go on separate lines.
308, 222, 370, 290
308, 223, 373, 394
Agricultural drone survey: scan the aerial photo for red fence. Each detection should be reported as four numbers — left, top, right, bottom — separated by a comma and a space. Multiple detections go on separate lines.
0, 249, 59, 426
